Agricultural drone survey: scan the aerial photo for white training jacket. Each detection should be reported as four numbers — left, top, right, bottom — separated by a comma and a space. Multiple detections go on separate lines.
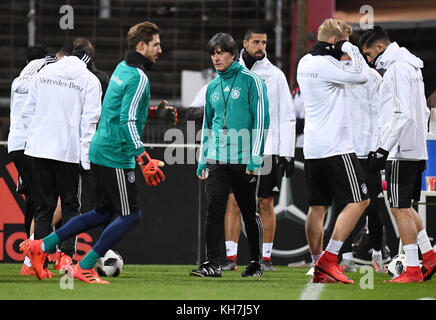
22, 56, 102, 169
7, 58, 47, 153
346, 67, 383, 158
239, 50, 296, 157
297, 41, 369, 159
376, 42, 430, 160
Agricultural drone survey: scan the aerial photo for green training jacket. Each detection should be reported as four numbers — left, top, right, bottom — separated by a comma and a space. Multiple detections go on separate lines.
90, 59, 149, 169
197, 60, 270, 175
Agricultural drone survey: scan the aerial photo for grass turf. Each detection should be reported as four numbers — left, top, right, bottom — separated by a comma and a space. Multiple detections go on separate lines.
0, 263, 435, 300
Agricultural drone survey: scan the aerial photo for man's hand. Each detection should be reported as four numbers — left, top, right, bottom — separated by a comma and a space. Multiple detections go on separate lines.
198, 168, 208, 180
136, 151, 166, 186
278, 156, 295, 178
149, 100, 178, 125
368, 148, 389, 171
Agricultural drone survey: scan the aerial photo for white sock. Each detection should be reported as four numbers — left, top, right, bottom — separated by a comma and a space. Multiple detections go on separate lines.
403, 243, 419, 267
325, 239, 343, 255
342, 252, 353, 260
417, 229, 433, 255
225, 241, 238, 257
372, 249, 382, 256
24, 256, 32, 267
30, 233, 34, 240
312, 254, 322, 265
262, 243, 273, 259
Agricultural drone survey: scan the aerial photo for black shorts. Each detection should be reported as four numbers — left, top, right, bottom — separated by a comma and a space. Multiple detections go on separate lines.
305, 153, 369, 206
358, 158, 383, 199
257, 155, 281, 198
385, 160, 426, 208
92, 163, 139, 216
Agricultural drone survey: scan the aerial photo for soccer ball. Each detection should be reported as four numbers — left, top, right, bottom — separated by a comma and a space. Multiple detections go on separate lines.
95, 249, 124, 277
387, 254, 407, 279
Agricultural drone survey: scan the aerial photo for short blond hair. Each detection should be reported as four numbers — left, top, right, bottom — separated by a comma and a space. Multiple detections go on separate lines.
317, 19, 352, 42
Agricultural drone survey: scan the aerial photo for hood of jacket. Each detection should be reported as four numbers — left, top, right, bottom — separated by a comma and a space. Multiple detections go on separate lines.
376, 41, 424, 70
48, 55, 88, 81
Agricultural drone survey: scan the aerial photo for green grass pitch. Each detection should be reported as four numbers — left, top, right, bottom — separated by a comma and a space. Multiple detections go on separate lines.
0, 263, 435, 300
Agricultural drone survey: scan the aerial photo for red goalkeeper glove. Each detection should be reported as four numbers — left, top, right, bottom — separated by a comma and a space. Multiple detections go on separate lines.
148, 100, 178, 125
136, 151, 166, 187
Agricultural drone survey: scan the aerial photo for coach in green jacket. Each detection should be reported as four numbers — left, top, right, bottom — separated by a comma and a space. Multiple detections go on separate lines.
191, 33, 270, 278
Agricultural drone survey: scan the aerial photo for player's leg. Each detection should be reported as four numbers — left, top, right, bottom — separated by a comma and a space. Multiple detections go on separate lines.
55, 162, 81, 265
258, 196, 275, 270
21, 162, 112, 279
230, 164, 263, 278
316, 154, 369, 284
257, 155, 280, 271
222, 192, 241, 271
74, 166, 143, 284
190, 163, 230, 277
9, 150, 35, 237
24, 157, 59, 278
385, 160, 423, 283
338, 201, 365, 273
409, 160, 436, 280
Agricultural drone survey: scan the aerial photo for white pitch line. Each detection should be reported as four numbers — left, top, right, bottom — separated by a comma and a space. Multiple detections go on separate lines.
298, 276, 325, 300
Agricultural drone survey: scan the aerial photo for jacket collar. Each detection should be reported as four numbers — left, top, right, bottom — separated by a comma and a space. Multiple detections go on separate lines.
239, 48, 269, 70
125, 50, 154, 72
216, 60, 242, 79
376, 42, 423, 70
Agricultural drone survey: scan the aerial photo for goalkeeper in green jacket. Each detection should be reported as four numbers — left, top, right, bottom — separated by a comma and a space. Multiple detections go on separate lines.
190, 33, 270, 278
21, 21, 166, 284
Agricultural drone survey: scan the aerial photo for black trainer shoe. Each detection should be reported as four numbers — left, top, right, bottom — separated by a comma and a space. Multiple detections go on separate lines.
262, 258, 276, 272
241, 261, 263, 278
189, 262, 222, 278
221, 259, 237, 271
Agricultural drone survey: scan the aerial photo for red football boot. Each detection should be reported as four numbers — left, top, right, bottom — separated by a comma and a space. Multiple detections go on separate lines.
19, 239, 47, 280
315, 251, 354, 284
54, 252, 73, 272
72, 263, 110, 284
386, 266, 423, 283
312, 268, 338, 283
421, 251, 436, 281
19, 263, 35, 276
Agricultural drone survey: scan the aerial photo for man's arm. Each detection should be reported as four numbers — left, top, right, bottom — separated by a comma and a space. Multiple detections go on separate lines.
277, 72, 296, 158
80, 78, 102, 170
324, 42, 369, 85
248, 74, 270, 172
377, 64, 413, 152
21, 77, 38, 134
196, 88, 213, 177
119, 70, 149, 158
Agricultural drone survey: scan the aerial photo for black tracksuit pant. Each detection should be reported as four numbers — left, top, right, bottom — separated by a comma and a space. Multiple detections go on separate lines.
9, 150, 35, 237
30, 156, 80, 258
204, 163, 263, 265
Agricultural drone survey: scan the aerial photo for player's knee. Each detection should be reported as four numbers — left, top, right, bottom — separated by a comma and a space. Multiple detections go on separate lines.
258, 197, 274, 217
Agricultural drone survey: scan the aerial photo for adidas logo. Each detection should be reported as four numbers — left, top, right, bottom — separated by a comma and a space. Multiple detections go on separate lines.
224, 86, 230, 92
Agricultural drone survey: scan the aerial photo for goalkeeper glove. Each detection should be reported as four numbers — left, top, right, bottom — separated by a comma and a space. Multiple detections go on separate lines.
136, 151, 166, 187
368, 147, 389, 171
149, 100, 178, 125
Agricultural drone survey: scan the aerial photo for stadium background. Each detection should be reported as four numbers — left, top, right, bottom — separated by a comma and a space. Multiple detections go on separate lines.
0, 0, 435, 266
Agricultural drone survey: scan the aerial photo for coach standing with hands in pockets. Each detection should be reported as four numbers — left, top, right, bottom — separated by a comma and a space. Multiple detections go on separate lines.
191, 33, 270, 278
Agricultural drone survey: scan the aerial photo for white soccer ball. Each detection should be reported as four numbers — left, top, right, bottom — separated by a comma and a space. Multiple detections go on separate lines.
95, 249, 124, 277
387, 254, 407, 279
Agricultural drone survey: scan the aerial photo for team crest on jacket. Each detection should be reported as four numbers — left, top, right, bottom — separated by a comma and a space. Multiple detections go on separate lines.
231, 87, 241, 99
212, 92, 220, 102
259, 74, 269, 84
127, 170, 135, 183
361, 183, 368, 195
